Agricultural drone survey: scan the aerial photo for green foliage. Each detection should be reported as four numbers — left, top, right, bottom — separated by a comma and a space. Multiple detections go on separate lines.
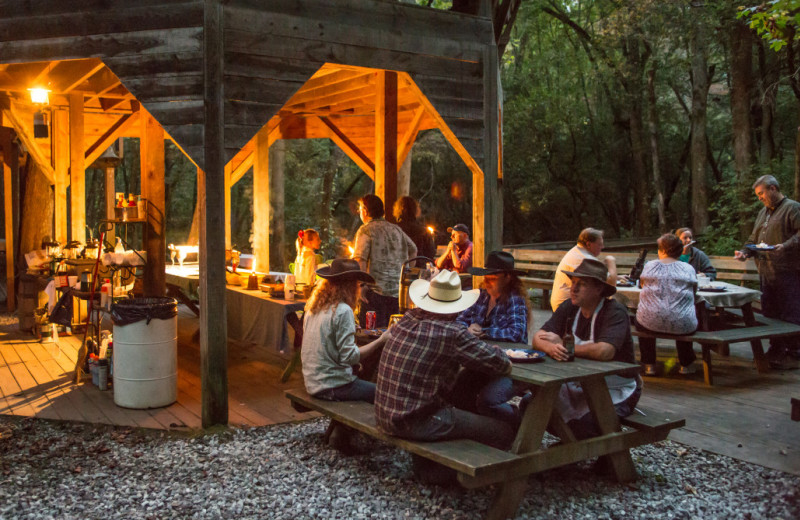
738, 0, 800, 51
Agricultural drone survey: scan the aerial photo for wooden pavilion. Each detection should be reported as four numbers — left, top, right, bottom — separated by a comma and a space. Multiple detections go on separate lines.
0, 0, 521, 426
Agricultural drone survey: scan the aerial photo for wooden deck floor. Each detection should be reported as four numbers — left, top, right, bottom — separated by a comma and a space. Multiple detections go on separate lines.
1, 306, 798, 477
0, 306, 316, 430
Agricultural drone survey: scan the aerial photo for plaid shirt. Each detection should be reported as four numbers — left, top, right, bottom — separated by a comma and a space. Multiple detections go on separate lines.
456, 290, 528, 343
375, 308, 511, 434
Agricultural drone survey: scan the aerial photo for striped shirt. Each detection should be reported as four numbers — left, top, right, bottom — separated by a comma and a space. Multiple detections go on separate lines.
456, 290, 528, 343
375, 308, 511, 434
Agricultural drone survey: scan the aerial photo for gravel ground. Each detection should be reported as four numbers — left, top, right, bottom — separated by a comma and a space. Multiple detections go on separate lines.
0, 416, 797, 520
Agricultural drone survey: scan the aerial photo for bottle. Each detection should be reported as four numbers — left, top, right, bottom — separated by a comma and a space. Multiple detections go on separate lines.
101, 279, 112, 310
563, 331, 575, 362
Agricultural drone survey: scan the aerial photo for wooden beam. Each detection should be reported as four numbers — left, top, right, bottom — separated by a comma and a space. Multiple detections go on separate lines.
201, 0, 229, 428
224, 163, 231, 249
317, 116, 375, 178
51, 108, 69, 243
229, 149, 253, 185
0, 96, 55, 184
69, 93, 85, 241
253, 126, 270, 273
0, 126, 16, 311
140, 110, 166, 297
397, 107, 424, 168
84, 110, 138, 167
375, 70, 398, 220
51, 59, 105, 94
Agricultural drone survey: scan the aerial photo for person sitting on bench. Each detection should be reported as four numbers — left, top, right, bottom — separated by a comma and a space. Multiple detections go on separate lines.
375, 270, 513, 480
302, 259, 388, 451
533, 258, 641, 440
636, 234, 699, 376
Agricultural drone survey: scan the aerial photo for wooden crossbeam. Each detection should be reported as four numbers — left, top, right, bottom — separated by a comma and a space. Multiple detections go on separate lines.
0, 96, 55, 183
50, 59, 105, 94
229, 149, 253, 185
317, 116, 375, 178
397, 107, 424, 167
84, 109, 139, 167
285, 73, 374, 111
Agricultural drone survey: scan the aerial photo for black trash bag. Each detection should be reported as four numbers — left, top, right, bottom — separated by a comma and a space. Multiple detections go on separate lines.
49, 289, 74, 327
111, 297, 178, 326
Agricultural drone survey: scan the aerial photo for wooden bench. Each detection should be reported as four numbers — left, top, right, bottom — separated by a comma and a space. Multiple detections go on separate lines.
286, 387, 684, 518
505, 248, 759, 310
632, 319, 800, 385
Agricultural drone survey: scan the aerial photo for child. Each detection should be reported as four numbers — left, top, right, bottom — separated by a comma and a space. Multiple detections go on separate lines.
293, 228, 321, 286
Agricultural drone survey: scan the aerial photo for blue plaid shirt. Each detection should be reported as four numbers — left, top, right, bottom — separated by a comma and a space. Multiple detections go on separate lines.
456, 290, 528, 343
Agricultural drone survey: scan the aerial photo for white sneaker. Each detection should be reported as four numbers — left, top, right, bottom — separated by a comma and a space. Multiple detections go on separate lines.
643, 364, 657, 376
679, 363, 696, 375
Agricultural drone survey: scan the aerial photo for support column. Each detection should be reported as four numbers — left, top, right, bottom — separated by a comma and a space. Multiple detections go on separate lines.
253, 128, 270, 273
69, 94, 85, 242
104, 166, 116, 245
201, 0, 228, 427
140, 111, 166, 297
224, 164, 231, 249
375, 70, 398, 220
52, 108, 69, 243
0, 126, 16, 311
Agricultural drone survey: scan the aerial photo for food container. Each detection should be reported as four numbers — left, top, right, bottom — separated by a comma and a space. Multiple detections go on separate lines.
114, 206, 138, 221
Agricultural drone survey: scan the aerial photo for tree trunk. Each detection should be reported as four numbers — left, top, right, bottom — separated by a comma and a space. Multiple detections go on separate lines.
319, 145, 342, 250
623, 37, 650, 235
730, 21, 754, 239
647, 67, 667, 232
757, 41, 777, 164
269, 139, 286, 269
18, 159, 54, 261
689, 3, 710, 233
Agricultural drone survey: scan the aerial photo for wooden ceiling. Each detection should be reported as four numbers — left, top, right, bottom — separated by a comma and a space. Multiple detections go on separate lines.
1, 58, 451, 183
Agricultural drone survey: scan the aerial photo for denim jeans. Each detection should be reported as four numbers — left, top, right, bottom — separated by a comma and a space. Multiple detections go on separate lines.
448, 370, 524, 427
393, 406, 514, 451
314, 378, 376, 404
761, 272, 800, 354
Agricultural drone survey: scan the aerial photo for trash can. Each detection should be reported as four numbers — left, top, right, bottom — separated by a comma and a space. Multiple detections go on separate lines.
111, 297, 178, 409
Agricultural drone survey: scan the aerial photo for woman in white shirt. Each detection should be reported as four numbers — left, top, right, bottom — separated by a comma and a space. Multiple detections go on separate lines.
635, 234, 698, 376
293, 228, 321, 286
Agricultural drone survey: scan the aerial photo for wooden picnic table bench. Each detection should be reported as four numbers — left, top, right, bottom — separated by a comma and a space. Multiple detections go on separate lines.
287, 348, 685, 519
505, 248, 759, 310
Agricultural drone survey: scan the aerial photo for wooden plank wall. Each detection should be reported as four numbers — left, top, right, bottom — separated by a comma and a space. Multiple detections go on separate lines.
0, 0, 206, 167
223, 0, 491, 166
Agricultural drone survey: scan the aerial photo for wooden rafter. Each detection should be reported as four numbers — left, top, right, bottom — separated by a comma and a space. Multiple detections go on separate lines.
317, 115, 375, 178
397, 107, 425, 167
50, 59, 105, 93
229, 149, 253, 185
0, 96, 55, 183
84, 108, 140, 166
284, 72, 373, 110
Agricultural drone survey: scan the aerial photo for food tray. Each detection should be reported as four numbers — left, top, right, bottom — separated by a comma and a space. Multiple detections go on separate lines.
745, 244, 776, 252
503, 348, 546, 363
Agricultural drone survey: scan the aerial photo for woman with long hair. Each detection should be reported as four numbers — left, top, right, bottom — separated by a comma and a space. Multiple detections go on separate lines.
393, 196, 435, 266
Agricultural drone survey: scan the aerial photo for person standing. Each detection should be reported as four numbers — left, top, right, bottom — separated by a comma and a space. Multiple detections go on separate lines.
293, 228, 322, 287
352, 194, 417, 328
393, 196, 435, 267
551, 228, 617, 311
735, 175, 800, 366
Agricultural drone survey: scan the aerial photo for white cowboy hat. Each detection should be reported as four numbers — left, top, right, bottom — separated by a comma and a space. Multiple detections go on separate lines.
408, 269, 480, 314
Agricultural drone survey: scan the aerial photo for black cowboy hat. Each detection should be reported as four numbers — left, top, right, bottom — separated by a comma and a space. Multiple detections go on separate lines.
468, 251, 526, 276
316, 258, 375, 284
562, 258, 616, 297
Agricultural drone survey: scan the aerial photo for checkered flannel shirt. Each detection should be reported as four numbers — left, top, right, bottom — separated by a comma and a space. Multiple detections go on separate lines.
456, 290, 528, 343
375, 308, 511, 434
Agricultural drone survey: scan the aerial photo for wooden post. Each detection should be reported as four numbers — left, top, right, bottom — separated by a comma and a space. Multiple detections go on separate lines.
0, 126, 15, 311
52, 108, 69, 244
104, 166, 116, 245
224, 163, 232, 249
253, 127, 270, 273
201, 0, 228, 427
69, 94, 85, 242
374, 70, 398, 220
269, 139, 286, 270
140, 111, 166, 297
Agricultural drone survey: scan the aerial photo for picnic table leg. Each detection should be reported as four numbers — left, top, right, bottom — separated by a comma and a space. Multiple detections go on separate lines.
486, 384, 559, 520
280, 312, 303, 383
701, 344, 714, 386
741, 303, 769, 373
581, 377, 638, 483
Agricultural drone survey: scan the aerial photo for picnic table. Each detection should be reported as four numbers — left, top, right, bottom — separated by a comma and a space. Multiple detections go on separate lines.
286, 340, 684, 520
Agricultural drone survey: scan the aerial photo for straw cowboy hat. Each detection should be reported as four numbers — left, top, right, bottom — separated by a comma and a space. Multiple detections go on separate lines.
408, 269, 480, 314
468, 251, 526, 277
562, 258, 616, 297
316, 258, 375, 284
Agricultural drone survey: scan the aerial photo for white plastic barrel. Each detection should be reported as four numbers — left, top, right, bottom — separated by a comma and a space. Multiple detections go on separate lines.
112, 299, 177, 409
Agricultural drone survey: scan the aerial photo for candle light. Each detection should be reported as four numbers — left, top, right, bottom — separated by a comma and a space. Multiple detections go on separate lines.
247, 272, 259, 290
427, 226, 434, 235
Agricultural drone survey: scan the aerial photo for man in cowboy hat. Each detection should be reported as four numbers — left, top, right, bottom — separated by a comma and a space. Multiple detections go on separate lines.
375, 270, 514, 470
533, 258, 640, 440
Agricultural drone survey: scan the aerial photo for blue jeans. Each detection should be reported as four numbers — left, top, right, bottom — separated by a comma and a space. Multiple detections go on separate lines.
449, 370, 523, 427
314, 378, 376, 403
761, 272, 800, 354
393, 406, 514, 451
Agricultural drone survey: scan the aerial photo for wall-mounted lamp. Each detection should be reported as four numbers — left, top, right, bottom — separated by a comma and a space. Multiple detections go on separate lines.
33, 111, 49, 139
28, 87, 50, 105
